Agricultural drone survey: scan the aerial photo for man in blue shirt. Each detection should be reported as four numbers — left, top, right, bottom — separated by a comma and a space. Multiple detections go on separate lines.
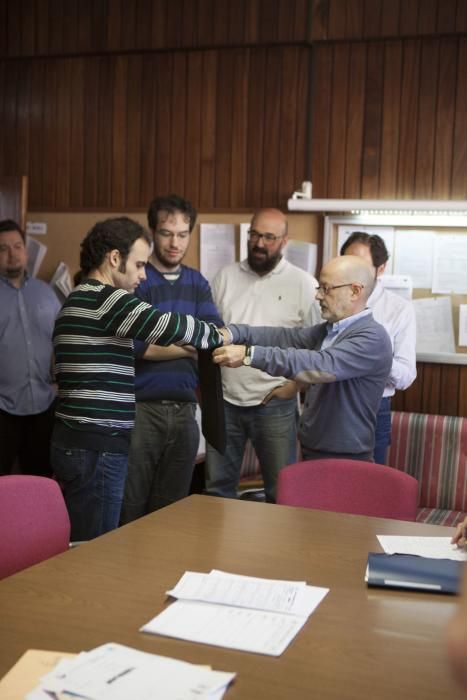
0, 219, 61, 476
120, 195, 223, 523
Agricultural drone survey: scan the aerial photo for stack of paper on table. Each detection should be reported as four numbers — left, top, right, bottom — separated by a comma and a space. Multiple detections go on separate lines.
141, 570, 329, 656
19, 643, 235, 700
376, 536, 467, 561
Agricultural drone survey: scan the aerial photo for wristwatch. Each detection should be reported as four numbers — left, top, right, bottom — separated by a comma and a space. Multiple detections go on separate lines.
242, 345, 253, 366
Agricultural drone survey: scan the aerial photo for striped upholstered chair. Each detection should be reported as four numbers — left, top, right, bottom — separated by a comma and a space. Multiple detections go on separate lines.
387, 411, 467, 526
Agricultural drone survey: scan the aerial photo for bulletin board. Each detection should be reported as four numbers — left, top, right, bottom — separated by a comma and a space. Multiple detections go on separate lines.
323, 215, 467, 355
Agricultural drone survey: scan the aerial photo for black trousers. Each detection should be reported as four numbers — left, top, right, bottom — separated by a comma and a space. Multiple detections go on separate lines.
0, 401, 56, 477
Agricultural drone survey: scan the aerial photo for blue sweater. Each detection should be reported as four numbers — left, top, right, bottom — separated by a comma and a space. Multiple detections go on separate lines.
134, 263, 223, 402
229, 314, 392, 457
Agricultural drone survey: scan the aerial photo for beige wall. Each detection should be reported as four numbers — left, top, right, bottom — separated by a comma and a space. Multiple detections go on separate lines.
28, 211, 322, 283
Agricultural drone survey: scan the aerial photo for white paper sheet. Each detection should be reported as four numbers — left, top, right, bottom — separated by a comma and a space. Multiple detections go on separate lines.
393, 230, 435, 288
283, 240, 318, 276
432, 234, 467, 294
337, 225, 395, 274
26, 237, 47, 278
37, 643, 235, 700
200, 224, 235, 283
167, 570, 320, 617
413, 296, 456, 354
459, 304, 467, 347
239, 222, 249, 262
50, 262, 72, 301
377, 536, 467, 561
142, 600, 309, 657
379, 274, 413, 300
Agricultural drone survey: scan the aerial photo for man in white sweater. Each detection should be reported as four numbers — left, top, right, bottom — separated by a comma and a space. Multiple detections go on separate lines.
341, 232, 416, 463
205, 208, 321, 502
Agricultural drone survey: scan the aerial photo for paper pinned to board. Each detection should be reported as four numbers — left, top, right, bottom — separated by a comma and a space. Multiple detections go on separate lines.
26, 237, 47, 278
284, 240, 318, 276
50, 262, 72, 301
200, 224, 235, 283
412, 296, 455, 354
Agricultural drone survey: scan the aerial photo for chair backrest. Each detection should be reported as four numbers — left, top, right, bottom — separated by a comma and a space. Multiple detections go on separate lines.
0, 475, 71, 579
276, 459, 419, 521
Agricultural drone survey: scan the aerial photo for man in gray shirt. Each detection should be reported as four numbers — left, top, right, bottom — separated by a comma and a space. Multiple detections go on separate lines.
0, 219, 61, 476
213, 256, 392, 462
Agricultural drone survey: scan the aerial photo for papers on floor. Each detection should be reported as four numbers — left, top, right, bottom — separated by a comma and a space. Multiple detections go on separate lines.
25, 642, 235, 700
141, 570, 329, 657
377, 535, 467, 562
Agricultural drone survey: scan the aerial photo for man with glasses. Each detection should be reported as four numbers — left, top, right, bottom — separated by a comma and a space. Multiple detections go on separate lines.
205, 208, 321, 502
120, 195, 223, 524
213, 255, 392, 463
340, 232, 416, 463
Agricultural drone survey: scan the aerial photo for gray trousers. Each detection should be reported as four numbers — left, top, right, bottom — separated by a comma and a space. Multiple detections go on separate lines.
120, 401, 199, 524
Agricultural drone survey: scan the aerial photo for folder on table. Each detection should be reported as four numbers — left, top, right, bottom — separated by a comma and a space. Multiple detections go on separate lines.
365, 553, 462, 594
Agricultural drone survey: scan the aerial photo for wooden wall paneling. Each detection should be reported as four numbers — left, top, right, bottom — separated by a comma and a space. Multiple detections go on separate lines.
166, 0, 184, 49
198, 50, 217, 208
433, 39, 457, 199
422, 363, 442, 415
278, 0, 308, 43
106, 0, 123, 53
414, 39, 439, 198
213, 50, 234, 207
196, 0, 215, 48
170, 53, 188, 199
126, 55, 144, 208
378, 41, 402, 198
0, 62, 4, 173
69, 59, 85, 208
96, 58, 114, 208
437, 0, 458, 34
396, 40, 420, 198
139, 56, 157, 207
398, 0, 419, 36
460, 367, 467, 418
244, 48, 266, 207
418, 0, 438, 35
439, 365, 461, 416
278, 48, 301, 206
0, 4, 7, 56
111, 56, 128, 207
15, 60, 31, 182
294, 48, 310, 186
61, 0, 78, 54
258, 0, 279, 43
457, 1, 467, 32
327, 44, 349, 197
228, 0, 246, 45
135, 0, 154, 51
5, 0, 20, 56
180, 0, 198, 48
27, 60, 45, 207
229, 50, 249, 207
154, 53, 173, 198
310, 0, 329, 41
2, 57, 18, 174
363, 0, 382, 38
361, 43, 384, 198
344, 44, 365, 197
451, 37, 467, 199
20, 0, 36, 56
212, 0, 231, 47
34, 0, 50, 56
47, 0, 66, 55
184, 51, 202, 206
261, 49, 282, 205
310, 45, 332, 196
82, 58, 100, 207
43, 59, 58, 208
55, 58, 72, 207
380, 0, 401, 37
120, 1, 138, 52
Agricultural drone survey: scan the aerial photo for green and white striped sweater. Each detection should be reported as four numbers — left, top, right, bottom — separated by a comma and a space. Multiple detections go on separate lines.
53, 279, 222, 433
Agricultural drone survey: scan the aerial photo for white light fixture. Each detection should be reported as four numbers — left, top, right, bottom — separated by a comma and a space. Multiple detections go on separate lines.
287, 198, 467, 214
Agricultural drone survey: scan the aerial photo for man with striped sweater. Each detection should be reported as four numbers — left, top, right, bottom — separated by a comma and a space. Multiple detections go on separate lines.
51, 217, 225, 541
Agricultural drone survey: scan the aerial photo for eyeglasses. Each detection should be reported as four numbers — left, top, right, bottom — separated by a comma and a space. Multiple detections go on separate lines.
156, 229, 190, 240
314, 283, 364, 295
248, 229, 284, 244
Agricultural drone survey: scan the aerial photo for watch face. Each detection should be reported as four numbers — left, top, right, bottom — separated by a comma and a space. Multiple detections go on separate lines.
243, 355, 252, 366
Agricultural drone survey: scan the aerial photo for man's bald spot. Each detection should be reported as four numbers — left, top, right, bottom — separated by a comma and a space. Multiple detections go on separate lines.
323, 255, 375, 300
251, 208, 288, 236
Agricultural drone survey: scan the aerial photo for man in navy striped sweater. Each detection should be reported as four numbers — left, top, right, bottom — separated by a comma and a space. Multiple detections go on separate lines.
51, 217, 225, 541
120, 195, 223, 524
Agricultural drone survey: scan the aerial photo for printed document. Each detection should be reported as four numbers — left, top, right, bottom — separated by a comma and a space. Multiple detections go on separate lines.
377, 536, 467, 562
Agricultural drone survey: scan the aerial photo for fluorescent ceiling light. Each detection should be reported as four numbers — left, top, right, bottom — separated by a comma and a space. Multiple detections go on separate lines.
288, 198, 467, 214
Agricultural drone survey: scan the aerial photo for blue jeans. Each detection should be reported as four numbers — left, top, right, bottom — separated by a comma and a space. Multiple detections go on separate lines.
374, 397, 392, 464
205, 398, 298, 502
121, 401, 199, 524
51, 443, 128, 541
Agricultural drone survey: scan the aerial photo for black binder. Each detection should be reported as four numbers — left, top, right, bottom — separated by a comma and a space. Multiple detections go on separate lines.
197, 349, 227, 455
366, 553, 462, 594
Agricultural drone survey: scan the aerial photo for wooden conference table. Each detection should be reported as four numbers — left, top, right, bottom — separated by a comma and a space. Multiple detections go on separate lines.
0, 495, 464, 699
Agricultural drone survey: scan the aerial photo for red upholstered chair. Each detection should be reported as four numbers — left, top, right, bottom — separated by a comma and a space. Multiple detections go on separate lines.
0, 475, 70, 580
276, 459, 418, 521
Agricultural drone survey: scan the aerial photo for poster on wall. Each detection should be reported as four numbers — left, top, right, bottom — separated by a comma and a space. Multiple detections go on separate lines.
393, 230, 435, 289
200, 224, 235, 283
432, 234, 467, 294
